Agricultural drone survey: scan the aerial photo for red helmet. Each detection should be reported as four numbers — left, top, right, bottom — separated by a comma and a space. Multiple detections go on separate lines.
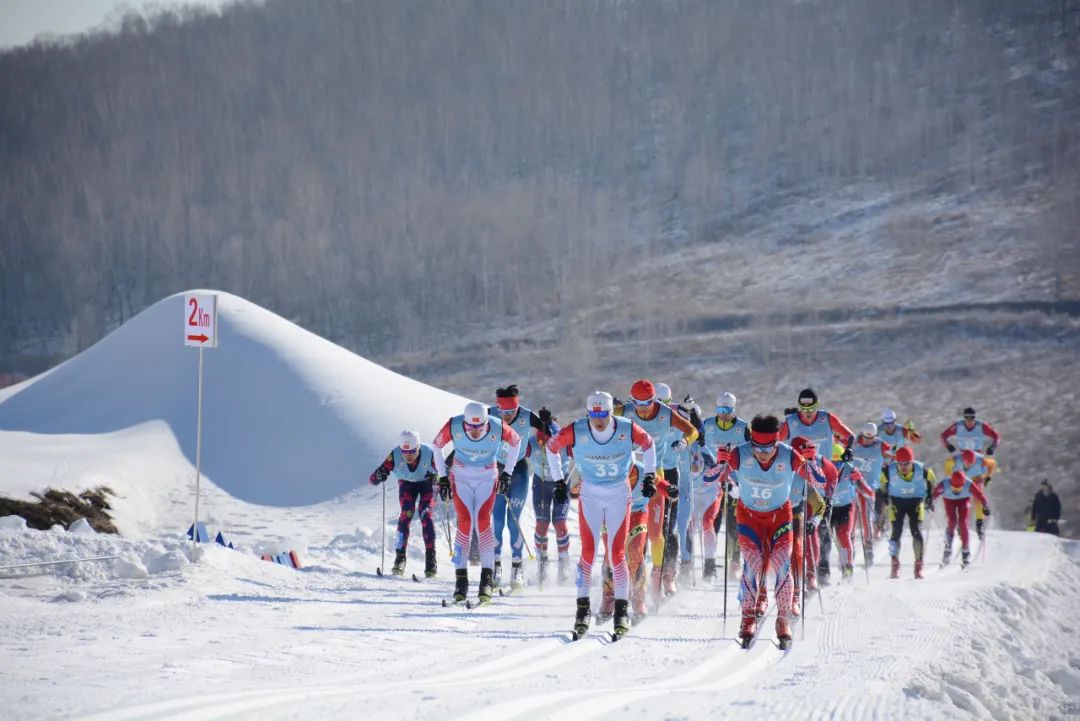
791, 436, 815, 458
895, 447, 915, 463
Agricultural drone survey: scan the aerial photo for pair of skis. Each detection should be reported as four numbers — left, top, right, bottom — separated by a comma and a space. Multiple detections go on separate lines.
375, 567, 425, 583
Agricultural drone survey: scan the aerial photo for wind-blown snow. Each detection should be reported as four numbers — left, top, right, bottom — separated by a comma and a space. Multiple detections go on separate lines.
0, 290, 468, 509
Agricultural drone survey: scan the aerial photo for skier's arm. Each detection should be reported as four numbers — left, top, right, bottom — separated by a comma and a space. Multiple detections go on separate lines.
943, 457, 956, 476
630, 421, 657, 474
931, 481, 945, 499
369, 454, 395, 485
903, 422, 923, 443
981, 457, 997, 480
500, 424, 522, 471
969, 482, 988, 507
545, 425, 576, 481
669, 411, 699, 447
879, 467, 890, 494
827, 413, 856, 448
924, 468, 937, 498
981, 422, 1001, 455
852, 469, 874, 499
431, 420, 454, 477
528, 410, 555, 443
940, 423, 957, 451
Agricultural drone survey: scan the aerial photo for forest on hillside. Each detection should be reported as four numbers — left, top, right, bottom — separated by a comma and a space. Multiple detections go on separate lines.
1, 0, 1077, 365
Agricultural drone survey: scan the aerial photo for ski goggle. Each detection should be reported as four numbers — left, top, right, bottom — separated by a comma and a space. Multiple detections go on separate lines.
797, 400, 819, 412
463, 420, 486, 431
631, 397, 654, 407
587, 409, 611, 419
963, 414, 976, 420
716, 406, 734, 415
401, 446, 419, 455
751, 441, 776, 453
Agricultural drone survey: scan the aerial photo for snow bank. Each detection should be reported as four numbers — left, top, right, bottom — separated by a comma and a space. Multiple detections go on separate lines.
0, 290, 468, 511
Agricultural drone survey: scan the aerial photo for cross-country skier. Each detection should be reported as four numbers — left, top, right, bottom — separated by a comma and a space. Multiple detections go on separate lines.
625, 379, 698, 603
785, 437, 828, 614
433, 401, 522, 603
715, 414, 820, 648
488, 385, 557, 588
779, 388, 855, 460
851, 422, 892, 548
598, 456, 662, 622
943, 449, 997, 540
821, 444, 874, 581
931, 470, 989, 567
369, 430, 439, 577
674, 396, 707, 585
528, 427, 572, 587
701, 392, 750, 577
546, 391, 657, 639
941, 407, 1000, 456
878, 408, 922, 451
880, 446, 937, 579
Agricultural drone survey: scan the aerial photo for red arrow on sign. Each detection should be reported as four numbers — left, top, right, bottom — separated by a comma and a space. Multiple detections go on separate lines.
187, 334, 209, 343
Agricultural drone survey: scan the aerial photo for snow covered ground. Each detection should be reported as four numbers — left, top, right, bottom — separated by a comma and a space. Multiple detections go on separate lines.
2, 290, 1078, 720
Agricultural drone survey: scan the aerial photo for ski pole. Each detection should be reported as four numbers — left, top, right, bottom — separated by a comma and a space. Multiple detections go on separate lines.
857, 494, 871, 585
442, 495, 454, 559
380, 478, 387, 573
800, 473, 809, 640
505, 498, 536, 561
722, 485, 730, 631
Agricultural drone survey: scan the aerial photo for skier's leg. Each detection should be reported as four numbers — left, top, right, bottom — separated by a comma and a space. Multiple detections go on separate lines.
819, 514, 834, 578
702, 492, 721, 560
647, 494, 666, 567
663, 467, 681, 568
553, 490, 571, 556
627, 510, 649, 612
576, 495, 604, 599
451, 477, 474, 570
888, 502, 903, 558
835, 505, 854, 568
475, 477, 499, 569
396, 481, 418, 552
604, 493, 632, 601
770, 514, 794, 620
507, 460, 530, 561
677, 476, 694, 563
492, 483, 508, 562
790, 512, 804, 600
956, 499, 971, 549
911, 504, 925, 562
418, 481, 436, 552
532, 475, 551, 558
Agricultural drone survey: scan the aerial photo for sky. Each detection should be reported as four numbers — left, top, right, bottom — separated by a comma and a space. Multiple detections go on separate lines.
0, 0, 231, 49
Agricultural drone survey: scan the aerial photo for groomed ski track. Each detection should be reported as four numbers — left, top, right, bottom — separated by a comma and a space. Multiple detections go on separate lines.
58, 530, 1080, 721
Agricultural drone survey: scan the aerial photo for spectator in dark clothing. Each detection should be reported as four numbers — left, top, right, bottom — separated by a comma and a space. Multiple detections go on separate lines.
1031, 480, 1062, 536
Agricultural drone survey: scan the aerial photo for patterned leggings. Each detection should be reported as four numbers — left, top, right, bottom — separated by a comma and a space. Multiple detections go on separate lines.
737, 501, 794, 619
396, 480, 436, 552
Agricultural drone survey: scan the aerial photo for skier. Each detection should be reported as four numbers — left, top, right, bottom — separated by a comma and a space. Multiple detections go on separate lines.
545, 390, 657, 639
433, 401, 522, 603
700, 392, 750, 577
880, 446, 937, 579
368, 430, 439, 577
941, 407, 1000, 456
529, 428, 572, 587
598, 456, 662, 622
931, 470, 989, 567
942, 448, 998, 540
715, 414, 820, 648
822, 444, 874, 581
779, 388, 855, 461
851, 422, 892, 547
785, 436, 828, 615
673, 396, 707, 585
878, 408, 922, 451
1030, 480, 1062, 535
625, 379, 698, 602
488, 385, 557, 589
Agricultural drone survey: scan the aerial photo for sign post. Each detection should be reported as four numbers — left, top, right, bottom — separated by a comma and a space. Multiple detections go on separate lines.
185, 293, 218, 562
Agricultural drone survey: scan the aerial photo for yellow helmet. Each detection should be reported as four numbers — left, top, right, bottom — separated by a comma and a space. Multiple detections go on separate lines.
831, 442, 845, 461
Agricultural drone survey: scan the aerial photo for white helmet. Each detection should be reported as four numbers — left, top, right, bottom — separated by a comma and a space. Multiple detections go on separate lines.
716, 392, 737, 411
399, 430, 421, 451
860, 422, 878, 438
463, 401, 488, 425
655, 383, 672, 403
881, 408, 897, 424
586, 390, 614, 414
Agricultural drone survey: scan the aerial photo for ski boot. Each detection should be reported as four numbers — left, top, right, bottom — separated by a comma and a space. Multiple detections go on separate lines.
678, 559, 695, 585
739, 612, 758, 648
613, 599, 631, 639
662, 564, 678, 596
961, 548, 971, 568
453, 569, 469, 602
557, 551, 571, 584
942, 541, 953, 567
492, 560, 503, 588
776, 615, 793, 650
510, 560, 524, 590
391, 549, 407, 576
478, 567, 495, 603
424, 549, 437, 578
572, 597, 591, 640
914, 559, 924, 580
703, 558, 717, 582
754, 585, 768, 619
842, 564, 854, 581
889, 556, 900, 579
975, 519, 985, 541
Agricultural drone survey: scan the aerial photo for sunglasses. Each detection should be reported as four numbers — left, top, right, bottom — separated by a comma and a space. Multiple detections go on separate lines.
797, 402, 819, 411
963, 415, 976, 420
751, 442, 776, 453
401, 446, 419, 454
587, 410, 611, 419
716, 406, 734, 415
463, 421, 486, 431
631, 397, 653, 407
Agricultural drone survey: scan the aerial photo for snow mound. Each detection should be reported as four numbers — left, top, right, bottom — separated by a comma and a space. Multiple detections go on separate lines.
0, 516, 27, 531
0, 291, 468, 508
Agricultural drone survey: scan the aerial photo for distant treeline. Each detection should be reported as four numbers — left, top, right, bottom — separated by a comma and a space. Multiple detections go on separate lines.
0, 0, 1076, 361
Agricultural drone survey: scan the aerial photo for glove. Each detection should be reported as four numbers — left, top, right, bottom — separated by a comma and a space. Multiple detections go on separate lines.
945, 443, 956, 453
983, 505, 991, 517
498, 471, 512, 496
423, 470, 437, 484
840, 447, 853, 463
553, 479, 568, 504
667, 480, 680, 501
713, 447, 731, 465
372, 467, 389, 485
538, 406, 553, 427
925, 498, 935, 513
438, 475, 452, 501
641, 473, 657, 498
671, 438, 688, 453
986, 445, 996, 456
